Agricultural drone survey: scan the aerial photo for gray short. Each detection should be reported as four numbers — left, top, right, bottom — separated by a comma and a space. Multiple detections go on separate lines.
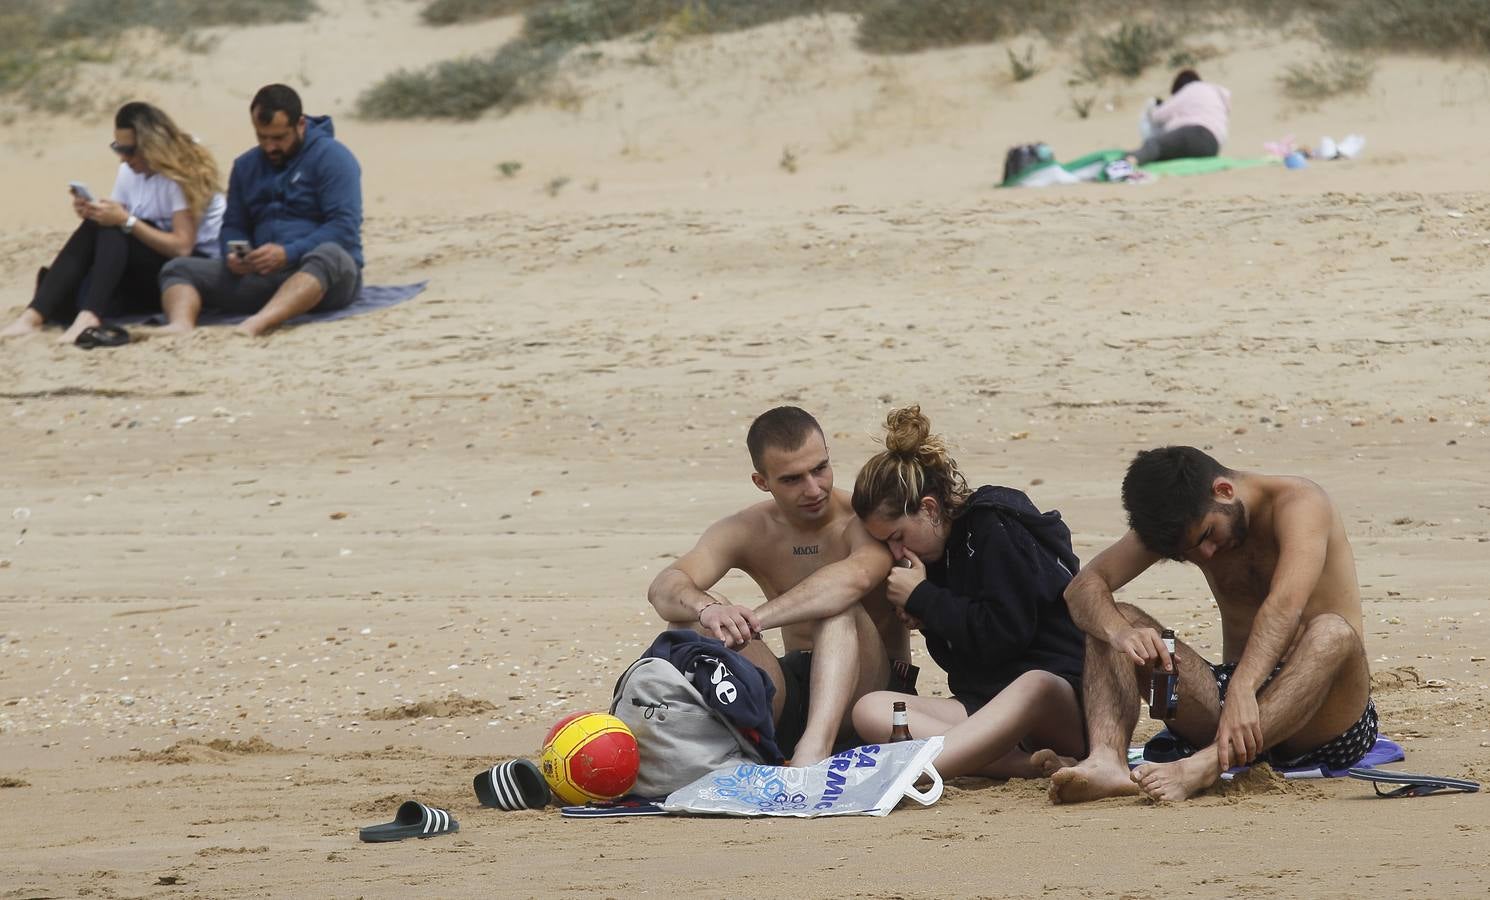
1132, 124, 1220, 166
159, 242, 361, 315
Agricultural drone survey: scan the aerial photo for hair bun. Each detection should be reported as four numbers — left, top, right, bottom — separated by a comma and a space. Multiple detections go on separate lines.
883, 405, 931, 456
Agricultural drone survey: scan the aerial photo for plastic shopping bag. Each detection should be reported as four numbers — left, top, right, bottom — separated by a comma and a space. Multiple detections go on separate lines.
661, 737, 944, 818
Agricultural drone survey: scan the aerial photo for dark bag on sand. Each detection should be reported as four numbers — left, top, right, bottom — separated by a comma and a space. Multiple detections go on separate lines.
611, 655, 765, 799
1001, 142, 1054, 186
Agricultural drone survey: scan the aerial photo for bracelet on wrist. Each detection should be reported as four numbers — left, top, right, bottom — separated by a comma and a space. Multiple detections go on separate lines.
698, 599, 723, 617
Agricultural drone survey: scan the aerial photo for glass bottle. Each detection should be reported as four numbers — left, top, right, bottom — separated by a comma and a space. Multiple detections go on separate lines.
888, 700, 913, 742
1148, 629, 1179, 720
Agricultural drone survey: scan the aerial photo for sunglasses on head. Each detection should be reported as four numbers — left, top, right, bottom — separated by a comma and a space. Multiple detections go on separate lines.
110, 141, 138, 158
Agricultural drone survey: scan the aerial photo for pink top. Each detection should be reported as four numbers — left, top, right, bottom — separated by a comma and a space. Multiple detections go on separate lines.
1149, 81, 1231, 147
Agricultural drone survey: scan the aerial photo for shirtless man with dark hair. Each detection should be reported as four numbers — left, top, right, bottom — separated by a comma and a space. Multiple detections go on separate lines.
648, 406, 914, 767
1045, 446, 1375, 802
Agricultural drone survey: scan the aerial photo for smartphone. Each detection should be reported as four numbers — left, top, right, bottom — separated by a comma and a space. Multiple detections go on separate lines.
226, 240, 252, 258
68, 181, 94, 202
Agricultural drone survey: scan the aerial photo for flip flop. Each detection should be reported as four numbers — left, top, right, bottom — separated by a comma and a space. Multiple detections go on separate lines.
1346, 767, 1481, 798
559, 797, 667, 818
357, 800, 459, 842
75, 324, 130, 349
473, 758, 551, 811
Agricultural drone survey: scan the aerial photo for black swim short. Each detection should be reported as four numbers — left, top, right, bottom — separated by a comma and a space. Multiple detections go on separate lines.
774, 650, 920, 759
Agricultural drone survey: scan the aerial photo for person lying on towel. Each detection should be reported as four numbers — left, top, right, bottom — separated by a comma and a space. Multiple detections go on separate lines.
1048, 447, 1376, 802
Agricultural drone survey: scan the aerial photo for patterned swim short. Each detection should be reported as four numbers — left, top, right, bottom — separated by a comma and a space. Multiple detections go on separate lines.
1267, 698, 1379, 771
1213, 661, 1379, 770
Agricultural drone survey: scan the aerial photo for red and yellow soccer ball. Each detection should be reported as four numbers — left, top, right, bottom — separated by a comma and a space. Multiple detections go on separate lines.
538, 712, 640, 805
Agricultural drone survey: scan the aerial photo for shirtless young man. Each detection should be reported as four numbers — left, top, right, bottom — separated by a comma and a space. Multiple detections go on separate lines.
647, 406, 914, 767
1045, 446, 1375, 803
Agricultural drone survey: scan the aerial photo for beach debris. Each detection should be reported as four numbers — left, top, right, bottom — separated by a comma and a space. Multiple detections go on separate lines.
779, 146, 799, 174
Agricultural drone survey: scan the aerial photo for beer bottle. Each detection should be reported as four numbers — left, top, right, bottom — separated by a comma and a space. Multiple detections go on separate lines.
888, 700, 913, 742
1147, 629, 1179, 720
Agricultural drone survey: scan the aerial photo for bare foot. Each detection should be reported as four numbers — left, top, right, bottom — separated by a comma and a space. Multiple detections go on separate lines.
1049, 755, 1139, 804
790, 749, 830, 767
58, 311, 101, 345
1031, 748, 1077, 777
1131, 752, 1219, 802
154, 321, 195, 335
1, 309, 43, 337
235, 316, 271, 337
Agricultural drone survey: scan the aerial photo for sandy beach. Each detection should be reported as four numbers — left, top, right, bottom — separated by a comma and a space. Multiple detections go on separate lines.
2, 4, 1488, 897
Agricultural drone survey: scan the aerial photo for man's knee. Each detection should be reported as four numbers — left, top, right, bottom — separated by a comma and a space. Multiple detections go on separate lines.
1302, 613, 1361, 662
159, 256, 212, 294
299, 243, 359, 299
809, 604, 860, 640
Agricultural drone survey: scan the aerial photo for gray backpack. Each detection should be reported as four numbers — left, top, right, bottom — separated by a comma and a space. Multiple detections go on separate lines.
611, 656, 764, 799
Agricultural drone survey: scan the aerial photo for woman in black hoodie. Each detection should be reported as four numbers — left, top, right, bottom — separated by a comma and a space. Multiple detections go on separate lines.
849, 406, 1086, 779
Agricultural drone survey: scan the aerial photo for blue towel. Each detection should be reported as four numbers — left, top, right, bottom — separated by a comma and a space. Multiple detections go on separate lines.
122, 281, 427, 327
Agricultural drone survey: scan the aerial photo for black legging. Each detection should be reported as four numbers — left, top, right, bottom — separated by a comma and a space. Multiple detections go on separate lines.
1132, 124, 1219, 166
30, 220, 171, 324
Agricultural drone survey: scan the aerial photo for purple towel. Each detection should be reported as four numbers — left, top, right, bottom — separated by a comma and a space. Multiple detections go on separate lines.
124, 281, 427, 327
1129, 735, 1406, 779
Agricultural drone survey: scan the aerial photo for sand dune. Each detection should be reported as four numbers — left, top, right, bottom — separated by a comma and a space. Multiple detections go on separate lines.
2, 4, 1488, 897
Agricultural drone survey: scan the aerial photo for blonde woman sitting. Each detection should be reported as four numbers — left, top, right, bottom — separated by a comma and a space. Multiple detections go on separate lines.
3, 102, 224, 344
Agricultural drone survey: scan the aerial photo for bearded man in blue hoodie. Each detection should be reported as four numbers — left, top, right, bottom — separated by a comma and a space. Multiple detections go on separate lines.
159, 84, 362, 336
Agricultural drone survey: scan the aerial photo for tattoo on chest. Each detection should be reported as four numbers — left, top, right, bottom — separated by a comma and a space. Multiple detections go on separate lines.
792, 544, 820, 557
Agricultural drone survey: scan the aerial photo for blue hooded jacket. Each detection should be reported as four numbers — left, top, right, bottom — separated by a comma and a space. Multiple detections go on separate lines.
220, 114, 363, 267
643, 630, 784, 764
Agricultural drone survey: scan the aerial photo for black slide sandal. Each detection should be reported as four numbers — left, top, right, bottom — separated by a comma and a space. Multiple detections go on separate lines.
358, 800, 459, 842
474, 758, 551, 810
75, 324, 130, 349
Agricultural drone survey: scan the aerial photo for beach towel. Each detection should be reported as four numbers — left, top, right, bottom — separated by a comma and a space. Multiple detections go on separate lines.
1128, 731, 1405, 779
1002, 149, 1278, 187
120, 281, 427, 327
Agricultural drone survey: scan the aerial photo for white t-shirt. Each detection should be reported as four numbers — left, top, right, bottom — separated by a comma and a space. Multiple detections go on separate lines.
110, 163, 226, 257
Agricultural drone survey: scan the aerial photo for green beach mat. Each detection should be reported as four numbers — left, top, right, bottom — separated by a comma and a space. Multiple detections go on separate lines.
1004, 150, 1279, 186
1144, 154, 1279, 177
1064, 149, 1279, 180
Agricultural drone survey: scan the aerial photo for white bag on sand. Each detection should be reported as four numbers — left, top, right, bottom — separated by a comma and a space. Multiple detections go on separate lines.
661, 737, 944, 818
1138, 97, 1160, 142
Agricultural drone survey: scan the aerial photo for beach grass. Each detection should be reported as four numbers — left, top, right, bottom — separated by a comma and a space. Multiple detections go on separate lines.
0, 0, 316, 112
421, 0, 546, 26
1278, 55, 1376, 102
369, 0, 1486, 121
